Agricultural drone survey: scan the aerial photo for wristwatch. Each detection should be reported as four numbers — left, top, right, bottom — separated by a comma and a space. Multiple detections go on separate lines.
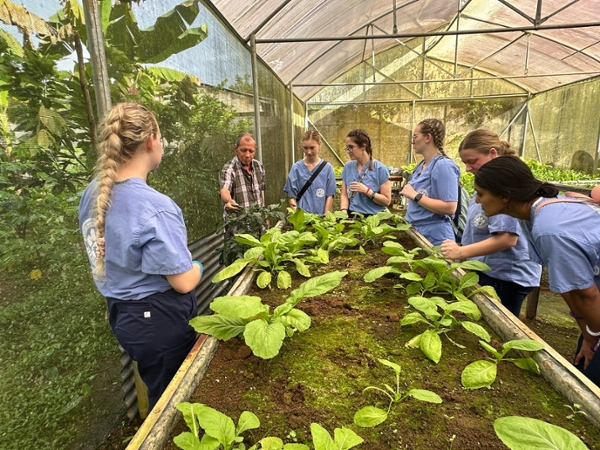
413, 193, 423, 203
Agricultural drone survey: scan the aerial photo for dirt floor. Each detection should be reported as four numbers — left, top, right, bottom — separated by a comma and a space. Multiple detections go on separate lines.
92, 234, 598, 450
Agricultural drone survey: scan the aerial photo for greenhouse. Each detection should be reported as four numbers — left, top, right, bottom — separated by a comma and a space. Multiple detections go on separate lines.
2, 0, 600, 449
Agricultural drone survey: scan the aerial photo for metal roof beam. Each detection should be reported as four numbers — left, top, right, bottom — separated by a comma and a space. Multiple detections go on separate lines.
255, 21, 600, 44
244, 0, 294, 42
306, 93, 529, 106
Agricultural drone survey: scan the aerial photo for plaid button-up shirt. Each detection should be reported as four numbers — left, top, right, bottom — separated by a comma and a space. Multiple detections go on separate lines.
219, 156, 266, 218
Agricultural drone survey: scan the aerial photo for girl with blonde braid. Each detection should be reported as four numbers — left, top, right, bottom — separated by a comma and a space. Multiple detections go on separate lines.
79, 103, 201, 410
401, 118, 460, 245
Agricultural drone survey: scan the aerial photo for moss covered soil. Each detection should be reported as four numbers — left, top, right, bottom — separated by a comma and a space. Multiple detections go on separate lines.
161, 232, 600, 450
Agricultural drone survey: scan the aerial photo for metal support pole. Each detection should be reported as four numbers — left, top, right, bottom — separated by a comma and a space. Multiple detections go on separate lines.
409, 100, 415, 164
250, 33, 262, 162
500, 101, 529, 137
307, 118, 345, 165
82, 0, 111, 119
454, 0, 461, 76
289, 83, 295, 172
594, 116, 600, 174
527, 109, 542, 162
520, 102, 530, 157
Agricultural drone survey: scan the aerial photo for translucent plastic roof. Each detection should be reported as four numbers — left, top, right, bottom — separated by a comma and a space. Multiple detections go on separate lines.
211, 0, 600, 101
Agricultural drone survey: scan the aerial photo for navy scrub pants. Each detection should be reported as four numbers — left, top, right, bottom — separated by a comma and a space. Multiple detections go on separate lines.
574, 334, 600, 387
107, 289, 198, 410
477, 272, 535, 318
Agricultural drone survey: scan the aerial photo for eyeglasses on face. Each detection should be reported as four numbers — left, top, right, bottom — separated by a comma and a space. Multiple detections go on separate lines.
345, 144, 357, 152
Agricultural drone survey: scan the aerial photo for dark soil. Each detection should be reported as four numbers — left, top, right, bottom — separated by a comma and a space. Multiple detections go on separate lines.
97, 233, 600, 450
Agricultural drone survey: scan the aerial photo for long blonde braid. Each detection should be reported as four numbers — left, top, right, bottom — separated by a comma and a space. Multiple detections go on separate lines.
93, 103, 158, 278
419, 119, 446, 156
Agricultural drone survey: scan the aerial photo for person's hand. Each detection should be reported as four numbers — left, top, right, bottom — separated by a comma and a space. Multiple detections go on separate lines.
575, 336, 598, 370
400, 183, 417, 199
349, 181, 367, 194
225, 199, 240, 211
440, 239, 462, 260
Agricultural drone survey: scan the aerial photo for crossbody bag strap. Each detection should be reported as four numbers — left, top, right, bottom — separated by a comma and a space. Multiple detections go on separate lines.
296, 159, 328, 202
534, 198, 591, 214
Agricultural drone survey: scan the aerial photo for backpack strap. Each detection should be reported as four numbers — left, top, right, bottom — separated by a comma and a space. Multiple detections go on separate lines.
296, 159, 328, 202
533, 198, 591, 214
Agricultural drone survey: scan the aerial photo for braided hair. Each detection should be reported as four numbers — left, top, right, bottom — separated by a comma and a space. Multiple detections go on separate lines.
459, 129, 516, 156
92, 103, 159, 278
346, 129, 373, 170
419, 119, 446, 156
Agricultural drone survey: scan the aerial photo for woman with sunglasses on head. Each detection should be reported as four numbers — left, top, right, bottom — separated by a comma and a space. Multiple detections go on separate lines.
474, 155, 600, 386
340, 129, 391, 217
401, 118, 460, 245
440, 130, 541, 318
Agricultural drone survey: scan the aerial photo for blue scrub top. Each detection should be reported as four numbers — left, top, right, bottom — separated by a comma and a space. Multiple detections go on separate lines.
519, 197, 600, 294
405, 155, 460, 225
283, 159, 336, 215
79, 178, 193, 300
462, 195, 541, 288
341, 159, 390, 215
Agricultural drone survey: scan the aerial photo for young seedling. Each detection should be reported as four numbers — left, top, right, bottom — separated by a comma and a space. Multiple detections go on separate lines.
353, 358, 442, 428
191, 271, 347, 359
401, 296, 490, 364
174, 402, 260, 450
310, 423, 363, 450
461, 339, 544, 389
565, 403, 588, 421
494, 416, 590, 450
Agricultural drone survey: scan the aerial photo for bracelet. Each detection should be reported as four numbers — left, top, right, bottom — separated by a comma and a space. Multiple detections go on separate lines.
365, 187, 371, 195
369, 191, 376, 200
569, 310, 584, 320
341, 208, 348, 211
192, 260, 204, 276
586, 324, 600, 337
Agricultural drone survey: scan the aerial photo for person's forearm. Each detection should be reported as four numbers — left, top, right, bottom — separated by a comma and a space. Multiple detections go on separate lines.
563, 288, 600, 338
417, 196, 457, 216
166, 265, 201, 293
324, 196, 333, 214
460, 233, 518, 259
220, 187, 232, 203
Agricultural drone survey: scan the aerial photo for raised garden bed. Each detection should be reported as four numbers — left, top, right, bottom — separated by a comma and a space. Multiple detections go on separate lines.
143, 228, 600, 450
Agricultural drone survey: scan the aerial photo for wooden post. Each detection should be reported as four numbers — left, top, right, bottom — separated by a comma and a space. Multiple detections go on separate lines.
525, 286, 540, 320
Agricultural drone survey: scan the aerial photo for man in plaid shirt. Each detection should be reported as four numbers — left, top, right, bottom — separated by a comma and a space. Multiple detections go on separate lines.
219, 133, 266, 220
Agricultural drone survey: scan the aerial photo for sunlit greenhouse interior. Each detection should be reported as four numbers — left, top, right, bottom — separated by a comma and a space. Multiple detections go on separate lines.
2, 0, 600, 449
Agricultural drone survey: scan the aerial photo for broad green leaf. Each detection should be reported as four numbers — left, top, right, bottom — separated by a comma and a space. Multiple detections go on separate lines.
293, 259, 311, 277
459, 271, 479, 290
236, 411, 260, 435
176, 402, 207, 436
209, 296, 268, 319
259, 436, 284, 449
317, 247, 330, 264
387, 256, 415, 264
461, 360, 497, 389
406, 282, 422, 295
457, 260, 491, 271
284, 444, 310, 450
39, 106, 66, 135
243, 320, 286, 359
212, 259, 250, 282
297, 231, 318, 245
359, 246, 366, 255
364, 266, 397, 282
406, 333, 423, 348
422, 271, 436, 289
480, 340, 503, 359
333, 426, 364, 449
257, 271, 272, 289
311, 423, 337, 450
234, 234, 262, 246
353, 406, 388, 427
461, 322, 491, 342
288, 207, 306, 231
378, 358, 401, 375
277, 270, 292, 289
189, 315, 247, 340
244, 246, 265, 260
502, 340, 545, 353
408, 389, 443, 403
408, 296, 435, 312
280, 309, 311, 332
494, 416, 589, 450
469, 284, 500, 301
173, 431, 203, 450
511, 357, 541, 374
400, 312, 429, 327
198, 434, 220, 450
289, 271, 347, 303
447, 301, 481, 320
400, 272, 423, 281
420, 329, 442, 363
196, 406, 236, 447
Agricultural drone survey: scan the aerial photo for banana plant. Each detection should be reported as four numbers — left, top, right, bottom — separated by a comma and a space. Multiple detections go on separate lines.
462, 339, 544, 389
191, 271, 347, 359
401, 296, 490, 364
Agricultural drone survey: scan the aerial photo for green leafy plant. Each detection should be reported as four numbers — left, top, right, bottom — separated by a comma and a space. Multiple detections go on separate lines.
346, 211, 410, 249
401, 296, 489, 364
461, 339, 544, 389
309, 423, 363, 450
190, 271, 347, 359
174, 402, 259, 450
249, 437, 308, 449
213, 227, 327, 289
493, 416, 589, 450
353, 359, 442, 427
564, 403, 588, 421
